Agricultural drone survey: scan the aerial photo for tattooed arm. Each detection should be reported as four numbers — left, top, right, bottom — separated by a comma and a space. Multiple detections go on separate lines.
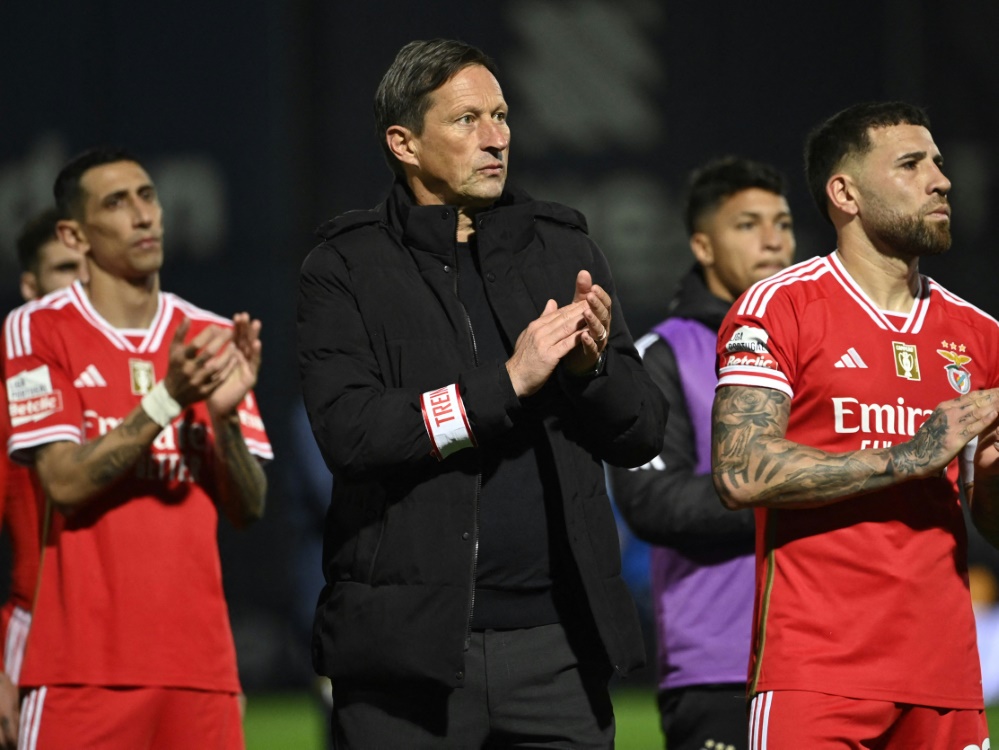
206, 313, 267, 528
34, 320, 238, 510
209, 412, 266, 528
711, 385, 999, 510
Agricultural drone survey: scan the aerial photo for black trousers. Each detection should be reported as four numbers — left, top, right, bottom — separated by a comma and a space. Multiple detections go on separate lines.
658, 684, 747, 750
331, 623, 614, 749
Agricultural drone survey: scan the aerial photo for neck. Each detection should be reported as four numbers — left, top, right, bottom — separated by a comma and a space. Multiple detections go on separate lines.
85, 269, 160, 328
456, 207, 478, 242
836, 225, 920, 312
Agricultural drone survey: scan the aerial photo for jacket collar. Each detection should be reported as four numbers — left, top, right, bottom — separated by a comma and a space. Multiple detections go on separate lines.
666, 265, 732, 331
316, 179, 588, 260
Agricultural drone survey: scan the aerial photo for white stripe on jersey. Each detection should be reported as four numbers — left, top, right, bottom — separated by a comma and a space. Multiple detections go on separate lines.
243, 438, 275, 461
69, 283, 139, 352
9, 425, 83, 457
932, 279, 999, 328
901, 276, 930, 334
827, 252, 935, 334
140, 294, 177, 353
4, 293, 73, 359
824, 254, 896, 331
738, 255, 829, 318
718, 369, 793, 398
171, 296, 232, 327
4, 606, 31, 683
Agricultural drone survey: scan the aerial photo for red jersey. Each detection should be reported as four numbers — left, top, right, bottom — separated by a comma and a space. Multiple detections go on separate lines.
0, 384, 44, 614
2, 282, 272, 692
716, 252, 999, 709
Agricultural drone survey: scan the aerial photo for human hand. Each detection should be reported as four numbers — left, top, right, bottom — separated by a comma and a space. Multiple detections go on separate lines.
506, 298, 587, 397
895, 388, 999, 479
0, 672, 18, 749
561, 270, 612, 377
207, 313, 262, 419
972, 395, 999, 480
164, 318, 236, 409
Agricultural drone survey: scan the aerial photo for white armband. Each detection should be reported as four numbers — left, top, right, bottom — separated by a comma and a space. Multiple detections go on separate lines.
420, 383, 476, 461
141, 382, 182, 428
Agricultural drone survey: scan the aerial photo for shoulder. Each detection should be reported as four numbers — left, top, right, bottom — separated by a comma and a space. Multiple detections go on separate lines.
635, 331, 678, 371
531, 200, 588, 234
302, 205, 391, 278
315, 206, 384, 244
733, 254, 833, 319
3, 286, 77, 355
926, 277, 999, 330
494, 185, 589, 235
634, 331, 664, 359
164, 294, 232, 329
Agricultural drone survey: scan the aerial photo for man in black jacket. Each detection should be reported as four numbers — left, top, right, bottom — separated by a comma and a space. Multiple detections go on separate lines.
609, 157, 795, 750
297, 39, 668, 748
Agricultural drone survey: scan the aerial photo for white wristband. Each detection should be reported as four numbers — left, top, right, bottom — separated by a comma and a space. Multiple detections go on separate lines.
420, 383, 476, 461
141, 381, 182, 428
960, 436, 978, 487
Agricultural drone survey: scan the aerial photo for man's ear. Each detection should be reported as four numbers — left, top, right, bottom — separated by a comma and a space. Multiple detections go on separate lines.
386, 125, 420, 169
56, 219, 88, 252
827, 173, 860, 219
690, 232, 714, 267
19, 272, 39, 303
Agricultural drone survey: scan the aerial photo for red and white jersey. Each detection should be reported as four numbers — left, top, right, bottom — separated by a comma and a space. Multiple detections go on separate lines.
2, 281, 272, 692
717, 251, 999, 709
0, 383, 44, 616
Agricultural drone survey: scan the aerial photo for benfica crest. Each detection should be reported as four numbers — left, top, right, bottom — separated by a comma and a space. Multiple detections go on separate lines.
936, 348, 972, 394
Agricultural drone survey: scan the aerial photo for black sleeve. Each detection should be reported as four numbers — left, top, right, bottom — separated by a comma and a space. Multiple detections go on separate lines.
296, 243, 521, 480
554, 240, 669, 469
608, 337, 754, 552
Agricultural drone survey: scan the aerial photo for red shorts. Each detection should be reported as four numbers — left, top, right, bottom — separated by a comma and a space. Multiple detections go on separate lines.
749, 690, 989, 749
18, 685, 244, 750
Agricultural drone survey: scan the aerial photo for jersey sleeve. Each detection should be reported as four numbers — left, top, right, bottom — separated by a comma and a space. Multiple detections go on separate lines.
235, 391, 272, 462
3, 306, 84, 463
715, 280, 800, 398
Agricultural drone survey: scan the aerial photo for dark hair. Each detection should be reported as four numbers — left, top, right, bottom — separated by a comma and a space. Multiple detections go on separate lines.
54, 146, 140, 219
16, 207, 61, 274
805, 101, 931, 223
374, 39, 498, 177
684, 156, 788, 235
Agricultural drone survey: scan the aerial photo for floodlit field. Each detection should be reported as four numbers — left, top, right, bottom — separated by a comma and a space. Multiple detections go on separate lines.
244, 689, 999, 749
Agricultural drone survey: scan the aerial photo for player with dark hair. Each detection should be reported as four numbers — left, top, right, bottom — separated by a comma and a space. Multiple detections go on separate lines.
0, 210, 86, 749
299, 38, 667, 748
611, 156, 794, 750
15, 208, 87, 301
712, 101, 999, 747
3, 148, 271, 749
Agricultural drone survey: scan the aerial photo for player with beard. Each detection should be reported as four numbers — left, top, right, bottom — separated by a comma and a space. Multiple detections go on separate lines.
712, 101, 999, 748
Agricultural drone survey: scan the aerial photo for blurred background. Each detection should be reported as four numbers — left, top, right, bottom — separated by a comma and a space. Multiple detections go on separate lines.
3, 0, 999, 745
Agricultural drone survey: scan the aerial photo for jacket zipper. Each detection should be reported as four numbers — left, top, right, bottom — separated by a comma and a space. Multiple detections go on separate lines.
452, 245, 483, 651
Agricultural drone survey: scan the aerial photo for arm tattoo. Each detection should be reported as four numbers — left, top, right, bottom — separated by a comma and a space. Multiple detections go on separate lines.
712, 386, 895, 508
77, 410, 157, 486
214, 416, 267, 526
890, 409, 949, 475
88, 444, 147, 486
